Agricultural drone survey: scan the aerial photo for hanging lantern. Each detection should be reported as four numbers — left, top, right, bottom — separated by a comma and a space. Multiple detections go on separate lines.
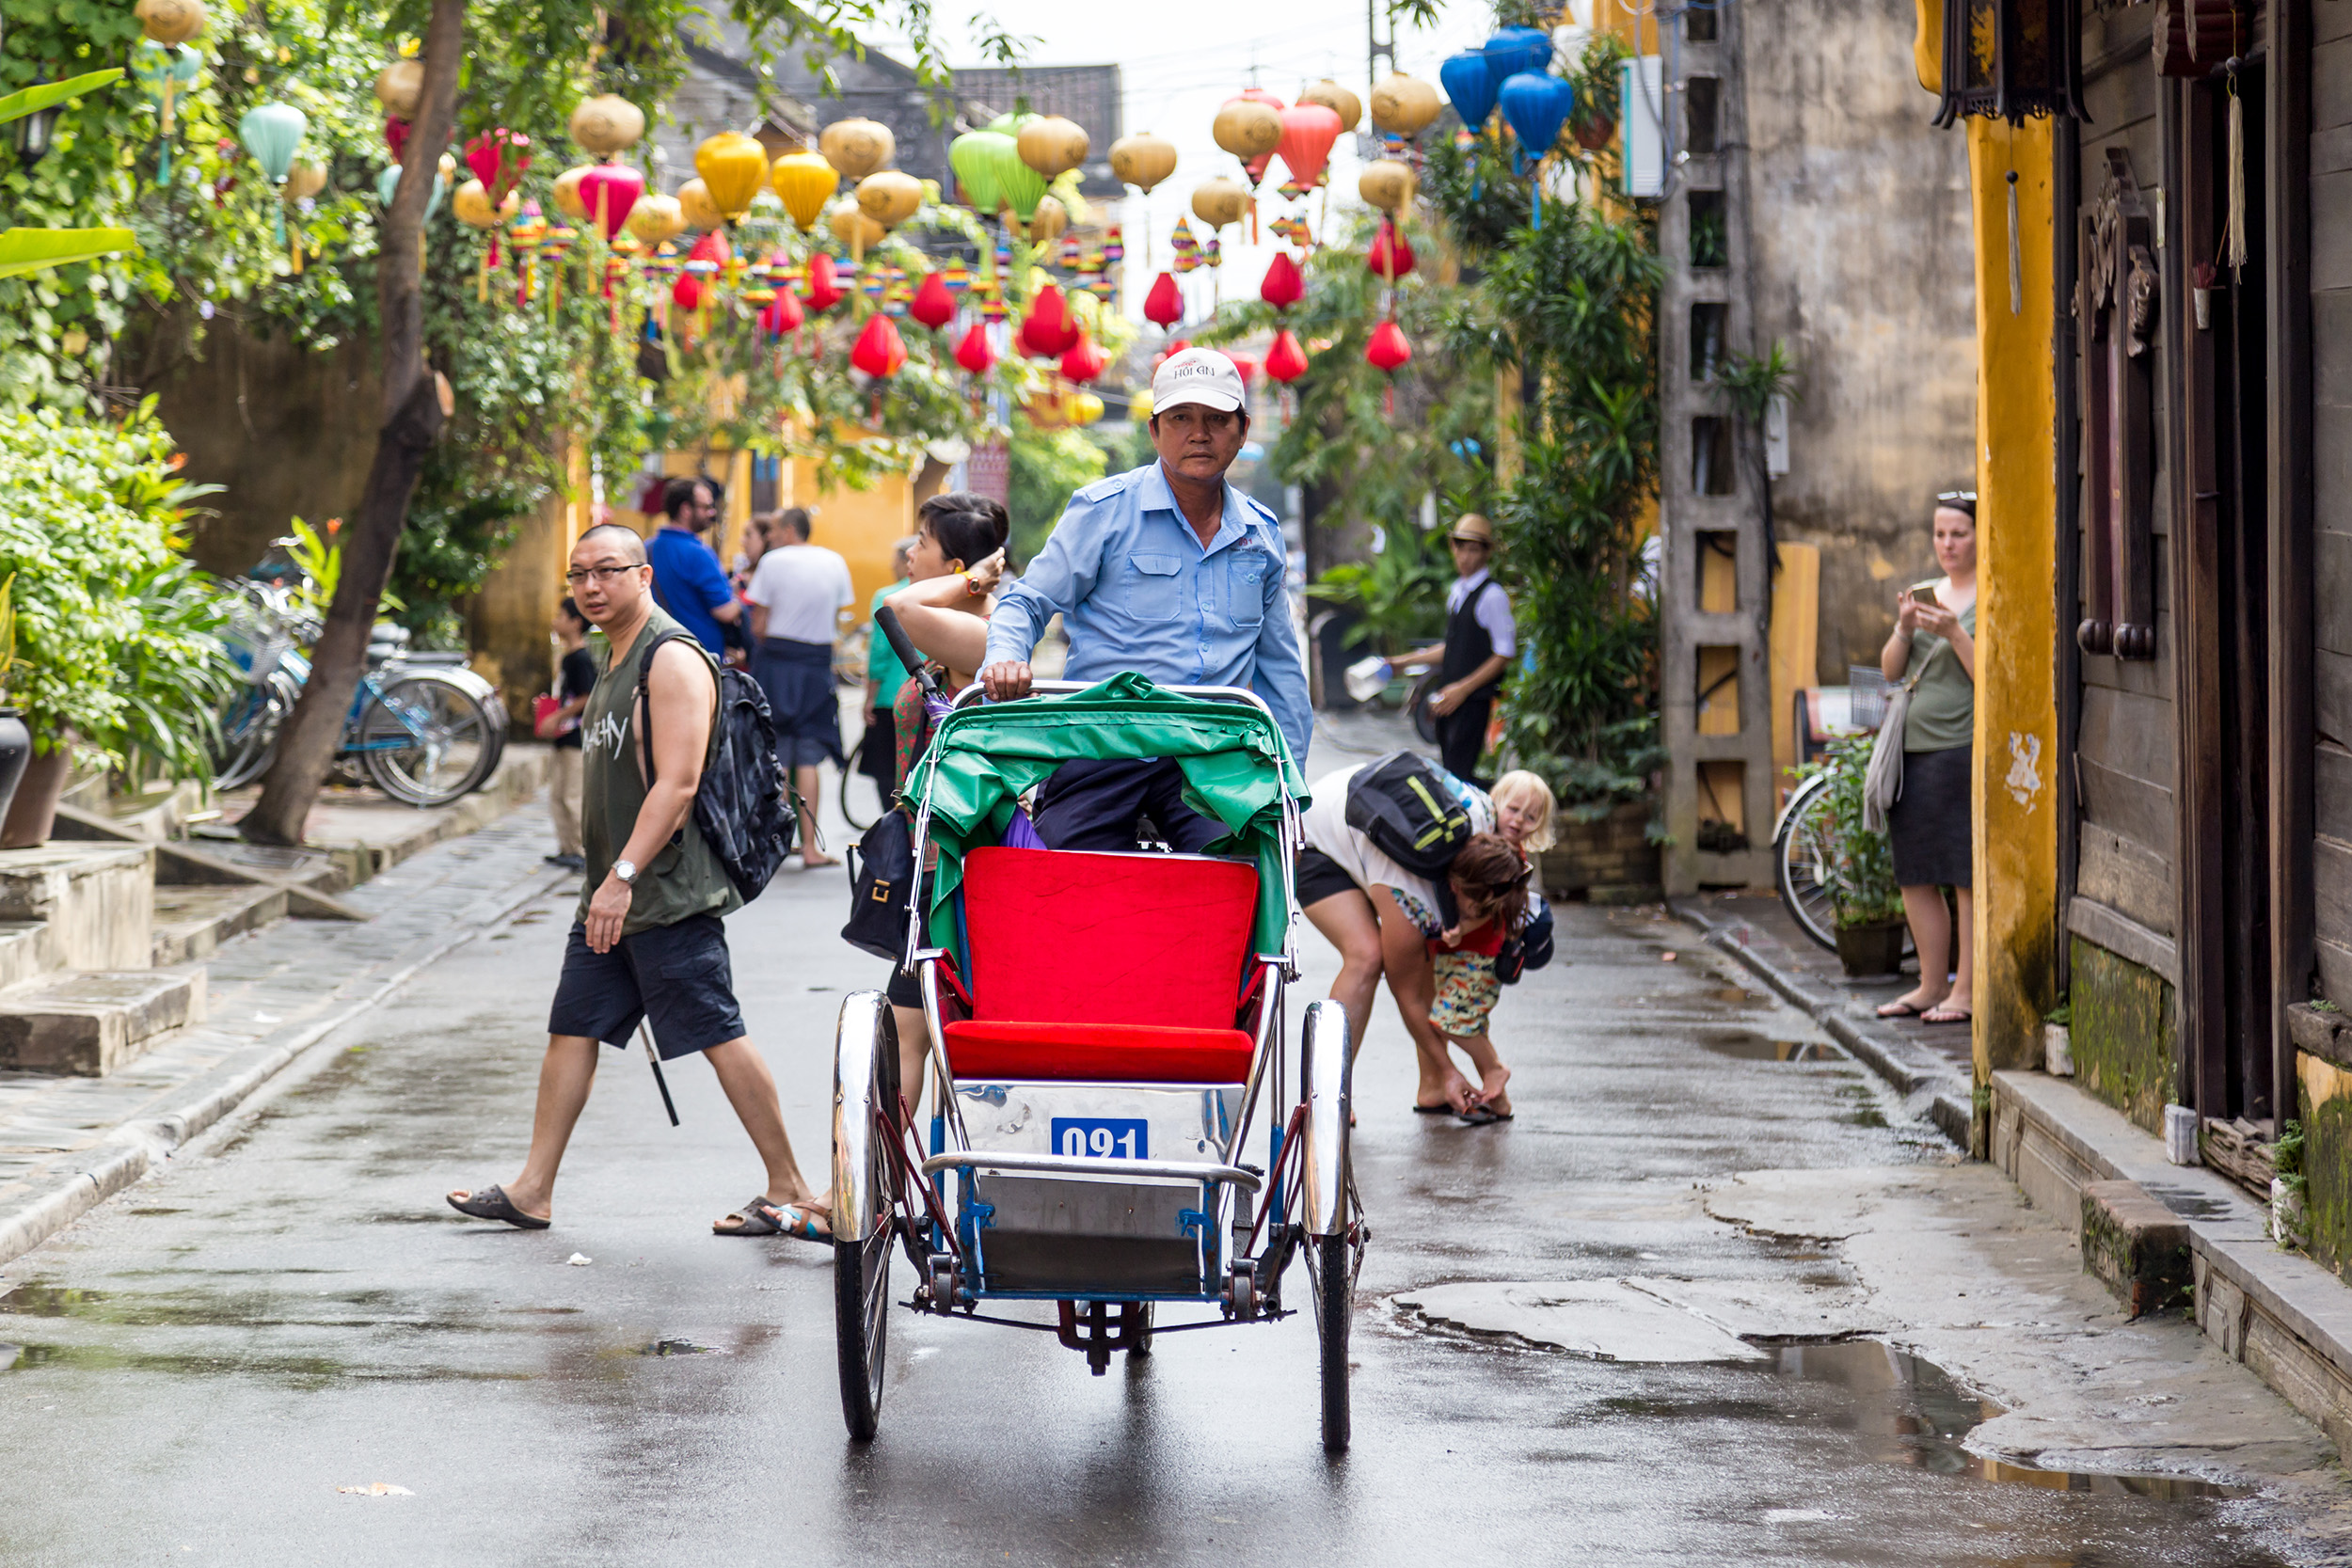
552, 165, 593, 222
452, 178, 517, 227
954, 322, 996, 376
1066, 390, 1104, 426
850, 311, 908, 378
1440, 50, 1500, 133
942, 259, 972, 294
1359, 159, 1417, 215
828, 199, 884, 260
855, 168, 924, 230
1104, 228, 1125, 263
802, 251, 845, 313
819, 118, 895, 180
760, 287, 804, 337
984, 133, 1047, 223
1497, 73, 1575, 174
1484, 26, 1554, 80
949, 130, 1007, 212
1274, 104, 1343, 189
1264, 327, 1309, 385
1022, 284, 1077, 357
131, 40, 202, 185
375, 161, 447, 215
1190, 178, 1249, 230
1023, 195, 1068, 246
908, 270, 954, 330
282, 159, 326, 203
1366, 222, 1416, 280
373, 58, 422, 119
1260, 250, 1304, 310
676, 178, 723, 231
627, 193, 685, 245
578, 164, 643, 241
135, 0, 206, 44
569, 94, 644, 156
384, 116, 410, 160
1365, 318, 1412, 412
1015, 115, 1089, 180
1143, 272, 1184, 328
1935, 0, 2088, 122
238, 102, 306, 245
1369, 73, 1442, 138
694, 131, 769, 221
1297, 80, 1362, 133
769, 150, 838, 231
1211, 97, 1282, 163
1059, 329, 1107, 384
1107, 131, 1177, 193
464, 128, 531, 200
673, 272, 703, 312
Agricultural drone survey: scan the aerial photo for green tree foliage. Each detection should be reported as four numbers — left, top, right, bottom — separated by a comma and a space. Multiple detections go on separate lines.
1008, 422, 1109, 566
1792, 734, 1903, 927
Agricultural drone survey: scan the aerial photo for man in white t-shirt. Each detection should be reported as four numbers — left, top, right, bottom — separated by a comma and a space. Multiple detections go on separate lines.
745, 509, 853, 867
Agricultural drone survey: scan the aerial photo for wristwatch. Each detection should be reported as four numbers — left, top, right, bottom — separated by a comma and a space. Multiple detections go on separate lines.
612, 859, 639, 885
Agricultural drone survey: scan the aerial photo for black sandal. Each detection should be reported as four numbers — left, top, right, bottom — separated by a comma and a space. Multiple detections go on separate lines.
446, 1184, 549, 1229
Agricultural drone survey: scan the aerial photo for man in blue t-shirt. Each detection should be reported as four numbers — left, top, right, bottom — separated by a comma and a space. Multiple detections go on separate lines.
644, 477, 741, 656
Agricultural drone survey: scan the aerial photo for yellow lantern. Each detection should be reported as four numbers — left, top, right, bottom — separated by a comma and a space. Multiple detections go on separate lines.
1369, 72, 1442, 137
1211, 99, 1281, 161
627, 192, 685, 245
818, 117, 894, 180
1016, 115, 1089, 180
372, 58, 422, 119
1065, 390, 1104, 427
452, 178, 518, 228
694, 132, 769, 221
1298, 79, 1363, 133
770, 150, 838, 231
552, 165, 593, 222
1358, 158, 1418, 214
135, 0, 206, 45
569, 94, 644, 156
855, 168, 924, 230
1190, 177, 1249, 230
282, 159, 327, 202
1022, 194, 1068, 245
1108, 132, 1177, 193
676, 177, 723, 231
829, 199, 884, 257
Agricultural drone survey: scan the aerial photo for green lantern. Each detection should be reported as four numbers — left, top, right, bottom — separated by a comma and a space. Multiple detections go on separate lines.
130, 40, 201, 185
376, 162, 447, 218
980, 132, 1045, 222
237, 101, 306, 245
948, 129, 1005, 213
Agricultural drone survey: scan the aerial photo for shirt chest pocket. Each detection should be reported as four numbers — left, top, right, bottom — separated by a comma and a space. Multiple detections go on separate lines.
1120, 553, 1185, 622
1226, 554, 1267, 627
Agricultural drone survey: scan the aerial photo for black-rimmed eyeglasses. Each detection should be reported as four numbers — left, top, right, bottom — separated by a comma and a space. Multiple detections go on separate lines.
564, 563, 646, 586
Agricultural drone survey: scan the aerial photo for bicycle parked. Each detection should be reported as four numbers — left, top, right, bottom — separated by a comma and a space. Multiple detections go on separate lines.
211, 566, 507, 808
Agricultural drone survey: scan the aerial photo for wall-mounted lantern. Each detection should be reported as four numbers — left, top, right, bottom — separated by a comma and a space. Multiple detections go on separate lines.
1930, 0, 2089, 124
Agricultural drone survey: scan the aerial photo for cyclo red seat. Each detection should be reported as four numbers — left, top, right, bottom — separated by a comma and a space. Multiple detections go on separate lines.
940, 847, 1260, 1084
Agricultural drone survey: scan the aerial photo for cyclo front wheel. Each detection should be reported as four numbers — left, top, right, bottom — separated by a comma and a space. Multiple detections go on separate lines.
1772, 771, 1839, 952
833, 994, 902, 1441
359, 673, 499, 807
1301, 999, 1356, 1452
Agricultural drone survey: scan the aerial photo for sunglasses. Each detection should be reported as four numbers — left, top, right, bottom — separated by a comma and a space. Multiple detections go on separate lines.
1936, 491, 1977, 504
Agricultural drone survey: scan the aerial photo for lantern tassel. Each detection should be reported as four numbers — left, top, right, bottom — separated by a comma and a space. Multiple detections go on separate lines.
157, 76, 176, 185
2225, 71, 2248, 272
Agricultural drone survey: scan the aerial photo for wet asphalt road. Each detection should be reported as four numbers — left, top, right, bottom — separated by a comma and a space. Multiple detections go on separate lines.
0, 822, 2321, 1564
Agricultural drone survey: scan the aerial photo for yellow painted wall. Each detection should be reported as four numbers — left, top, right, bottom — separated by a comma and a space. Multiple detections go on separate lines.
782, 455, 916, 622
468, 440, 593, 718
1966, 116, 2060, 1103
1770, 543, 1821, 795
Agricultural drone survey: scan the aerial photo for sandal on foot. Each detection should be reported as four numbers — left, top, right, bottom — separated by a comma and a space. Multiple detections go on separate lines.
1921, 1006, 1972, 1025
1458, 1106, 1515, 1126
714, 1195, 787, 1236
1412, 1102, 1455, 1115
1875, 1000, 1928, 1019
765, 1202, 834, 1245
446, 1184, 549, 1230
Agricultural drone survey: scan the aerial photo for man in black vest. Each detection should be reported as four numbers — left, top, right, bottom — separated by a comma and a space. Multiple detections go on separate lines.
1396, 514, 1516, 784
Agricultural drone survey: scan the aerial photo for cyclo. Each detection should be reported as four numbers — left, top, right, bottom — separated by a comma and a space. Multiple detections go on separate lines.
829, 673, 1365, 1450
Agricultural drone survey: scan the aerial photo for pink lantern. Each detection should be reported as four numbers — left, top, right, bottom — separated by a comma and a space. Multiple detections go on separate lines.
577, 165, 643, 241
1275, 104, 1343, 188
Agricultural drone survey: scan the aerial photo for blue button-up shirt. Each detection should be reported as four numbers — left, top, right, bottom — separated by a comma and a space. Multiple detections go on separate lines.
986, 462, 1311, 762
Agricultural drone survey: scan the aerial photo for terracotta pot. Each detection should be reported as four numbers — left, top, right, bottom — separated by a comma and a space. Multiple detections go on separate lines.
1835, 919, 1907, 979
2, 739, 72, 848
1573, 113, 1616, 151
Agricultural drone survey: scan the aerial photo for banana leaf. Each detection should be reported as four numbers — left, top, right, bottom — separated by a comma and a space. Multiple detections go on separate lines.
0, 227, 139, 279
0, 69, 125, 128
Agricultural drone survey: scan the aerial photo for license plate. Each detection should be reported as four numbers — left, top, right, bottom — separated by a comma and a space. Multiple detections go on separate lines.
1051, 1117, 1149, 1161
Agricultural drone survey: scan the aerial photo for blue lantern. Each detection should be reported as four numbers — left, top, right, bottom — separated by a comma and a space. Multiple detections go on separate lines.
1484, 26, 1554, 81
1498, 71, 1576, 227
1439, 50, 1498, 133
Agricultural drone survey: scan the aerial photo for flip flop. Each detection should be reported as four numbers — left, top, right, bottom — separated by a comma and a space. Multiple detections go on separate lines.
1921, 1007, 1972, 1025
446, 1184, 549, 1230
1875, 1001, 1931, 1019
1412, 1102, 1456, 1115
1458, 1106, 1515, 1127
765, 1202, 834, 1245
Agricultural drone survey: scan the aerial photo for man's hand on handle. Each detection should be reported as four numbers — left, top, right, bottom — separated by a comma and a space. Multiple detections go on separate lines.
979, 660, 1033, 703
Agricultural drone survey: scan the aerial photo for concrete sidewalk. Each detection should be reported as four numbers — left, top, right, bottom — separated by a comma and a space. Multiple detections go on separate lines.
0, 810, 569, 1269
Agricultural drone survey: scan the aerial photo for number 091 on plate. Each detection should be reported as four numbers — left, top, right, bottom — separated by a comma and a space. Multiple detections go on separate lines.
1051, 1117, 1149, 1160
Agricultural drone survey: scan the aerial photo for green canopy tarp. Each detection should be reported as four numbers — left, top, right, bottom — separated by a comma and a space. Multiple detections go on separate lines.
904, 672, 1310, 956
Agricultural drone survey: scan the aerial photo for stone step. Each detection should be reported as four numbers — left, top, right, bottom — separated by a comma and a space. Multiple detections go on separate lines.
151, 885, 289, 967
2081, 1178, 2194, 1318
0, 965, 206, 1077
0, 922, 54, 992
0, 843, 154, 974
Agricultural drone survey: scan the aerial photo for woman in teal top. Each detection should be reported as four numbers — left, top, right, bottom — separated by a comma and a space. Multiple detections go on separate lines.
855, 537, 917, 791
1875, 495, 1979, 1027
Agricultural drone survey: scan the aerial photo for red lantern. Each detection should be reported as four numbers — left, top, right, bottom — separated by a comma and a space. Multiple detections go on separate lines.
1366, 222, 1416, 281
464, 128, 531, 200
577, 165, 643, 242
1022, 284, 1077, 357
1144, 271, 1184, 328
954, 322, 996, 376
802, 252, 844, 313
760, 288, 803, 337
673, 273, 702, 311
851, 312, 908, 378
909, 270, 955, 331
1059, 329, 1108, 384
1366, 319, 1412, 373
1275, 104, 1343, 189
685, 228, 731, 271
1264, 327, 1309, 384
1260, 251, 1304, 311
1221, 350, 1259, 385
384, 117, 409, 160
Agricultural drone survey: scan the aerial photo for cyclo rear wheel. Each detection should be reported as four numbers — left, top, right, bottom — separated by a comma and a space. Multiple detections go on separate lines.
1301, 999, 1356, 1452
833, 994, 902, 1441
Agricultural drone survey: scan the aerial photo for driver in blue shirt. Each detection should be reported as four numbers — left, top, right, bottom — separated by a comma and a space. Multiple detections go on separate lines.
979, 346, 1311, 851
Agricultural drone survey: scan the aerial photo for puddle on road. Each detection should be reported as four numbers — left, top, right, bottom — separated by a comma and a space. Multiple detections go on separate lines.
1770, 1340, 2249, 1500
639, 1338, 720, 1357
1697, 1029, 1846, 1063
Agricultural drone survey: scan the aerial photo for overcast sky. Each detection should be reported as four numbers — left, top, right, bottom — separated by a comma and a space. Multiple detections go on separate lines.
867, 0, 1500, 325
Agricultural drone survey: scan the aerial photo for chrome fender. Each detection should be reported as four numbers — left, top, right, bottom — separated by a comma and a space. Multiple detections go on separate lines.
1299, 999, 1352, 1237
831, 991, 898, 1244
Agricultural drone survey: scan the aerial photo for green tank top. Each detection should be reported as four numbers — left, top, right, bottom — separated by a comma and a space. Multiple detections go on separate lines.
1899, 587, 1977, 753
577, 604, 743, 936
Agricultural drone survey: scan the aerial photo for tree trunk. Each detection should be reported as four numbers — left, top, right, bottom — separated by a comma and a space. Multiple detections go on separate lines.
243, 0, 464, 846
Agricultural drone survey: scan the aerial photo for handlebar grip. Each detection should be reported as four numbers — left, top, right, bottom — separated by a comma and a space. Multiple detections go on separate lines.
873, 606, 939, 699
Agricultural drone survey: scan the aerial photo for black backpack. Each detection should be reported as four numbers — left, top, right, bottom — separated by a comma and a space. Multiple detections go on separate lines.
1344, 751, 1474, 877
636, 631, 798, 904
841, 809, 915, 961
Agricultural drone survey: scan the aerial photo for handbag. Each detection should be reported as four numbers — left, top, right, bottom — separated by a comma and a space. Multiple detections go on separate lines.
842, 809, 916, 961
532, 693, 568, 740
1862, 644, 1943, 834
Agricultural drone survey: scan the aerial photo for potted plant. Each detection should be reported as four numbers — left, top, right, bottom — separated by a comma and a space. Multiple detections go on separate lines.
1793, 734, 1909, 976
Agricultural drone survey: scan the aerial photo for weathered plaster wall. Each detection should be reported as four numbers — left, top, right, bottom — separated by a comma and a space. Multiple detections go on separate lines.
1739, 0, 1978, 682
2298, 1051, 2352, 1282
2073, 936, 2175, 1133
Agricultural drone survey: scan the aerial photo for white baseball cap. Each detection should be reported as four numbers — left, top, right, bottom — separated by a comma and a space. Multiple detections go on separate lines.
1151, 346, 1248, 416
